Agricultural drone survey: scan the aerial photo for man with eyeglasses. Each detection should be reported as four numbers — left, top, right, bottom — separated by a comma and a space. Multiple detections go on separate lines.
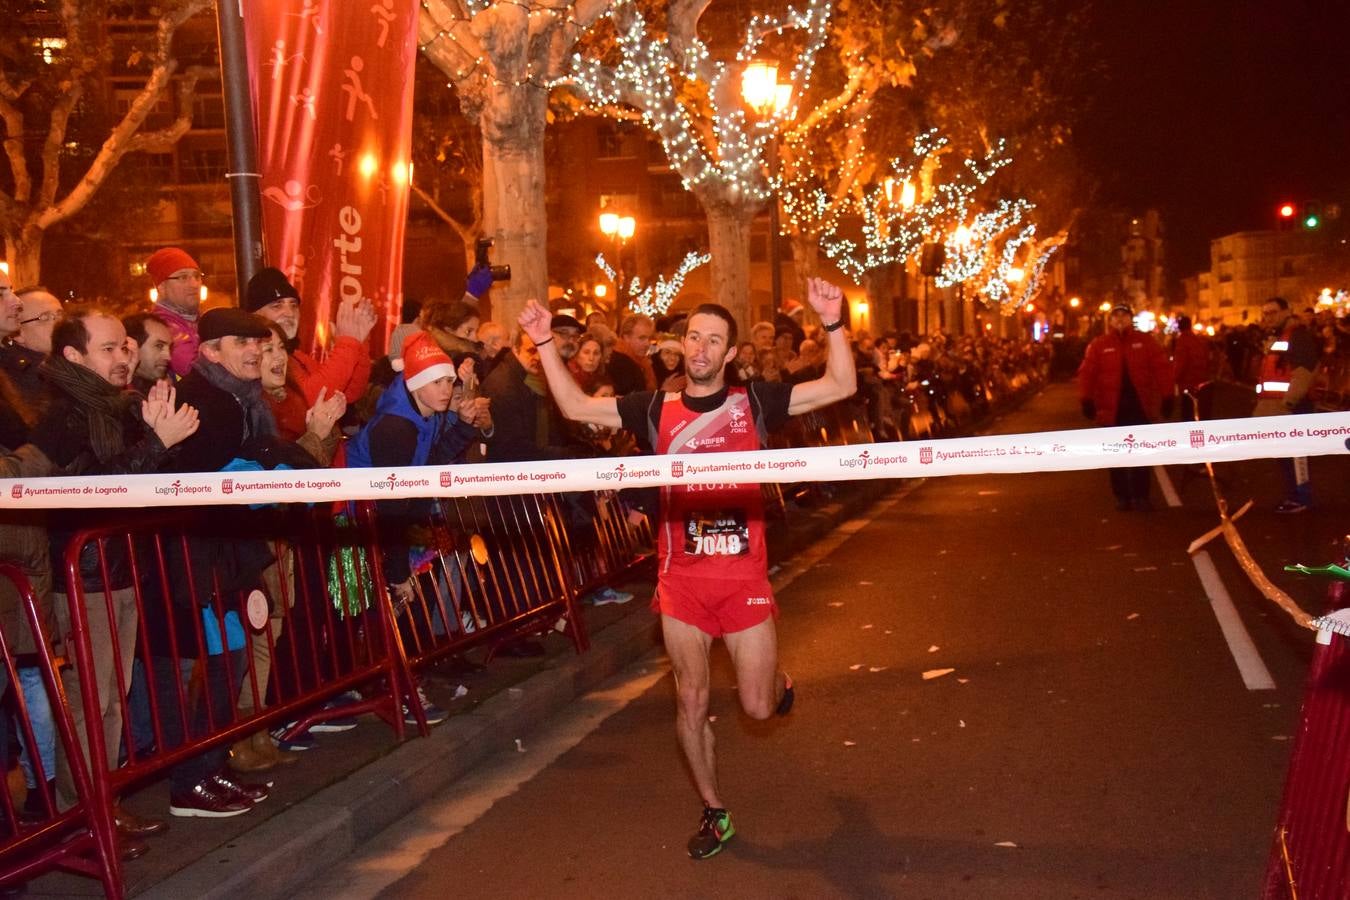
1253, 296, 1320, 513
146, 247, 206, 378
15, 287, 63, 356
0, 267, 46, 407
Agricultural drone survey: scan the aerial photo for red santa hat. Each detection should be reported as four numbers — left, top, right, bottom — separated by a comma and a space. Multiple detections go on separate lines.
401, 331, 457, 391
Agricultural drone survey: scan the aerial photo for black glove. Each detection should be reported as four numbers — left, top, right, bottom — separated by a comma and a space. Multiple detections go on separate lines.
1160, 396, 1175, 420
1080, 399, 1096, 421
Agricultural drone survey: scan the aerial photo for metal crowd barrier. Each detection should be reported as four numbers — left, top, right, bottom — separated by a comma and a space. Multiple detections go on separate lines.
397, 492, 591, 669
2, 487, 655, 896
1262, 550, 1350, 899
0, 564, 119, 897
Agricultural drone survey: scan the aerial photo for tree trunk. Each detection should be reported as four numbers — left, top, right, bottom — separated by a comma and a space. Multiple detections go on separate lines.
705, 205, 753, 331
791, 230, 819, 311
479, 83, 548, 331
861, 267, 890, 336
3, 231, 43, 289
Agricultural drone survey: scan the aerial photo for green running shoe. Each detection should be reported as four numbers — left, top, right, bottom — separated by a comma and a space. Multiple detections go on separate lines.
687, 805, 735, 859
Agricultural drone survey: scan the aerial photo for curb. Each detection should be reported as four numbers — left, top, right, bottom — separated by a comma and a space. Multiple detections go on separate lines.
138, 610, 662, 900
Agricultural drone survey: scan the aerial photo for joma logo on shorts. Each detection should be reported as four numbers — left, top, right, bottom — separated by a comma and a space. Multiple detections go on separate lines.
746, 597, 771, 605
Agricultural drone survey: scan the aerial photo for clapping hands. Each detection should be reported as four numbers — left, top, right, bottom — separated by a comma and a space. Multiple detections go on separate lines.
305, 386, 348, 440
334, 297, 378, 343
142, 381, 200, 449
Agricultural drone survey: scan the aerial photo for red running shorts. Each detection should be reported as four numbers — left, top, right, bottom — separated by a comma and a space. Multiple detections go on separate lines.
653, 575, 778, 638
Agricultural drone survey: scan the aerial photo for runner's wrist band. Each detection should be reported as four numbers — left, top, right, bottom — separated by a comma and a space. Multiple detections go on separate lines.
534, 336, 553, 346
823, 320, 844, 332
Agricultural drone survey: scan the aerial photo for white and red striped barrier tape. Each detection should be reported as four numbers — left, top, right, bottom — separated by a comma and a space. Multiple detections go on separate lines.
2, 413, 1347, 509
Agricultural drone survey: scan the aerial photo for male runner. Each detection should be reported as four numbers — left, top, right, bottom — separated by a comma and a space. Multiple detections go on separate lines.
518, 277, 856, 859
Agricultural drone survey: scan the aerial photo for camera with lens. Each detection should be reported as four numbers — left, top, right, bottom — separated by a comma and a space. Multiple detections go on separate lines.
475, 238, 512, 282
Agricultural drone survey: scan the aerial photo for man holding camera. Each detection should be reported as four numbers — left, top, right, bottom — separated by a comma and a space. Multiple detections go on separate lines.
517, 278, 856, 861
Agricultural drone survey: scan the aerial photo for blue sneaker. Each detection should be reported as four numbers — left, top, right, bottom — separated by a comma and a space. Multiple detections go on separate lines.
269, 724, 317, 752
591, 586, 634, 606
403, 686, 448, 726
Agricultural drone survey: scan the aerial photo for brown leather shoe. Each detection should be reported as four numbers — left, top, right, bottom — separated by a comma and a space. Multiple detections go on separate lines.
210, 772, 269, 804
251, 730, 299, 767
119, 835, 149, 861
168, 781, 252, 819
228, 736, 275, 774
114, 803, 167, 838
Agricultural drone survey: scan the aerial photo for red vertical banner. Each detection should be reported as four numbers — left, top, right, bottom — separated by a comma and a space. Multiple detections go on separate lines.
241, 0, 416, 353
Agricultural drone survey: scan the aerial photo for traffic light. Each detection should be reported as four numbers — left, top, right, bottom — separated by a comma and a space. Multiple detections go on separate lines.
1303, 202, 1322, 230
1278, 203, 1296, 220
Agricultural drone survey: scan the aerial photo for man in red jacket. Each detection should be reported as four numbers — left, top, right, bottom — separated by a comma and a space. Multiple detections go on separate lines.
1077, 304, 1175, 511
245, 267, 374, 440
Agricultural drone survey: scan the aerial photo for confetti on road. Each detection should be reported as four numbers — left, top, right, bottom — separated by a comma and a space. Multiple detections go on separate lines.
994, 841, 1019, 848
514, 739, 526, 753
869, 666, 887, 673
884, 629, 893, 635
1126, 613, 1140, 620
452, 685, 469, 700
1103, 544, 1123, 551
959, 720, 966, 728
858, 580, 874, 586
1133, 566, 1158, 572
1272, 735, 1290, 741
922, 668, 956, 681
827, 602, 845, 608
850, 664, 864, 671
978, 490, 1000, 496
928, 645, 940, 653
862, 624, 874, 630
843, 740, 857, 747
957, 678, 970, 684
708, 715, 718, 722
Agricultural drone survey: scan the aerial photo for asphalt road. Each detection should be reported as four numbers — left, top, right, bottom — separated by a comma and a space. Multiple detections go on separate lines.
299, 382, 1348, 900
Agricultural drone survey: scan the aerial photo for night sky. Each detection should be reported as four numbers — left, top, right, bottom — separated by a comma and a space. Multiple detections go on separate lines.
1076, 0, 1350, 280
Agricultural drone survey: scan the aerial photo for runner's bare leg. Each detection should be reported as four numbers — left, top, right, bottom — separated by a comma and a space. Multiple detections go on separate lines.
662, 614, 722, 807
724, 616, 784, 720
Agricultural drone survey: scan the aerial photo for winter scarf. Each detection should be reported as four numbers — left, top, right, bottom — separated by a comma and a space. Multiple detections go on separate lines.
39, 354, 137, 461
192, 357, 277, 441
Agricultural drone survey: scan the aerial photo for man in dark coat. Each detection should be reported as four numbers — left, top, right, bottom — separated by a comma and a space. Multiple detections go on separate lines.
27, 306, 198, 851
479, 329, 577, 462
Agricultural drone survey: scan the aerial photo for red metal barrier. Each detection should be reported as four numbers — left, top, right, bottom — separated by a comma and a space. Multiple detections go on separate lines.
395, 493, 594, 670
52, 502, 419, 882
1263, 558, 1350, 900
0, 563, 120, 898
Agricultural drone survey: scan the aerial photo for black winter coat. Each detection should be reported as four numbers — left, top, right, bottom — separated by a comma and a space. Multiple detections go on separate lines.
172, 368, 319, 473
36, 389, 173, 595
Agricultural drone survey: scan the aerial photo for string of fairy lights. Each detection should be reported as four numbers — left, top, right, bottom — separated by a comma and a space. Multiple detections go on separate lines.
417, 0, 583, 90
595, 250, 712, 315
563, 0, 831, 203
416, 0, 1063, 316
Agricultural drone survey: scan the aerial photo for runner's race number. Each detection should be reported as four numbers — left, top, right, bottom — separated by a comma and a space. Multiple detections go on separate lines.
685, 510, 750, 556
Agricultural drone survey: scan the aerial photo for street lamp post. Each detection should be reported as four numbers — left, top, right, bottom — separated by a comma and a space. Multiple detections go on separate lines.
741, 61, 793, 319
599, 211, 636, 311
949, 224, 973, 334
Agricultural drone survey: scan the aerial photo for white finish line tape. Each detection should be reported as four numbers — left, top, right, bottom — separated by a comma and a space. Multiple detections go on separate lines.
2, 413, 1346, 510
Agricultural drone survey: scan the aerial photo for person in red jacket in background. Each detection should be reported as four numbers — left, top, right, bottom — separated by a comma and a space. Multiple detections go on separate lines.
1077, 304, 1175, 511
245, 267, 375, 441
1170, 315, 1211, 422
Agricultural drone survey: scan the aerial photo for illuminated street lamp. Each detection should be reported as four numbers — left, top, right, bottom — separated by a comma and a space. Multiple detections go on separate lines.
1069, 296, 1081, 309
947, 224, 974, 333
599, 211, 637, 308
741, 60, 793, 316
